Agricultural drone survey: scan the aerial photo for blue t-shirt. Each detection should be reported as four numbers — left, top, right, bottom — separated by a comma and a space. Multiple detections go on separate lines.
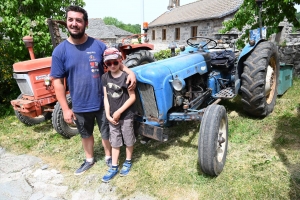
50, 37, 107, 113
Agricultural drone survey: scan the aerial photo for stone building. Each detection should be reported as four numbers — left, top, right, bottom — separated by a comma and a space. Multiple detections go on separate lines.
148, 0, 243, 51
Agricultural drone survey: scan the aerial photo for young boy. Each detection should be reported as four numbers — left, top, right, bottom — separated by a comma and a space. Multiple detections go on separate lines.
101, 47, 136, 182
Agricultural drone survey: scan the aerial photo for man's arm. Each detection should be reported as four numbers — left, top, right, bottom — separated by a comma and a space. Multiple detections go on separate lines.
52, 78, 75, 123
120, 63, 136, 90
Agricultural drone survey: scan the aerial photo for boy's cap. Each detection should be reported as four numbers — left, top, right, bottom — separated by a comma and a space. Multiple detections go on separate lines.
103, 47, 122, 62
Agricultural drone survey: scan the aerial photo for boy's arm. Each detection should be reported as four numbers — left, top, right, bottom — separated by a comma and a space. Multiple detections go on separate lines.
103, 87, 111, 119
112, 89, 136, 121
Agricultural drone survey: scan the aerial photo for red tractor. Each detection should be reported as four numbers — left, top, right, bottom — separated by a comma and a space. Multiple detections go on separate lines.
10, 19, 155, 138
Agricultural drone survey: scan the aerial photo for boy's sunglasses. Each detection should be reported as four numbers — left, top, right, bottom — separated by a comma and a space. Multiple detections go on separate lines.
105, 61, 119, 67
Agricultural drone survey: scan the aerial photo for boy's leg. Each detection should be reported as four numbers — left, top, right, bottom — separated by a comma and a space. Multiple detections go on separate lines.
112, 147, 120, 166
120, 118, 135, 176
125, 146, 133, 160
102, 123, 122, 182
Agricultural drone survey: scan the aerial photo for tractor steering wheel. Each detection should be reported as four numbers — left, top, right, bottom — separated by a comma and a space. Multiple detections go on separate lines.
187, 36, 217, 49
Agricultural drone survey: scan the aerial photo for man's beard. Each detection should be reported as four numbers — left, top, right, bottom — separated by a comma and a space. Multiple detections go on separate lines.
68, 28, 85, 39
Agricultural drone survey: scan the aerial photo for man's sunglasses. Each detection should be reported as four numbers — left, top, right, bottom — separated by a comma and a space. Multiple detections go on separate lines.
105, 61, 119, 67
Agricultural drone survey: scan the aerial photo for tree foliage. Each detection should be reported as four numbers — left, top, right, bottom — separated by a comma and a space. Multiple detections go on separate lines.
0, 0, 85, 108
221, 0, 300, 48
103, 17, 141, 34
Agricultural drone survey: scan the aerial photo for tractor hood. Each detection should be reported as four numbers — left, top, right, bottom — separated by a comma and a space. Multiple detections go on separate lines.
131, 51, 211, 89
131, 51, 211, 126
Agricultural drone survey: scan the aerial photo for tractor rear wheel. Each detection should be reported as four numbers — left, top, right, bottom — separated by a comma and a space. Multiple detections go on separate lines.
241, 41, 279, 117
198, 104, 228, 176
14, 94, 51, 125
123, 50, 155, 68
52, 94, 78, 138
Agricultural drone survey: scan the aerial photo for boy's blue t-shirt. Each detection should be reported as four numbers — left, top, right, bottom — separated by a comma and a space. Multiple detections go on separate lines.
50, 37, 107, 113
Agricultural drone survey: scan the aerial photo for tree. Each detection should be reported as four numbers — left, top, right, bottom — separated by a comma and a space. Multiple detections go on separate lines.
221, 0, 300, 48
0, 0, 85, 112
103, 17, 141, 34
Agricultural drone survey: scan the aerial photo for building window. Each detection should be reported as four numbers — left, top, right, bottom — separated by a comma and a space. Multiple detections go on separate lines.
175, 28, 180, 40
191, 26, 198, 39
152, 30, 155, 40
162, 29, 166, 40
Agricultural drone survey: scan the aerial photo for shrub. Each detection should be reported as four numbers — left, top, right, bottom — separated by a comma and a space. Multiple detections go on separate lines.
154, 48, 180, 61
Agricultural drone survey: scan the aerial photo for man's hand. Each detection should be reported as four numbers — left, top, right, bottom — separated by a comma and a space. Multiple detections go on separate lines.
63, 109, 76, 124
126, 72, 136, 90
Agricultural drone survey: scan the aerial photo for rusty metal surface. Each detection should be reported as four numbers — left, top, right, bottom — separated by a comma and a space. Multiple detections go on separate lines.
134, 121, 168, 142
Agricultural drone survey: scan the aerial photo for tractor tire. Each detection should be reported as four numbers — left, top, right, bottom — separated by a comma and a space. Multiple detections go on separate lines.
123, 50, 155, 68
198, 104, 228, 176
241, 41, 279, 117
52, 94, 78, 138
14, 94, 51, 125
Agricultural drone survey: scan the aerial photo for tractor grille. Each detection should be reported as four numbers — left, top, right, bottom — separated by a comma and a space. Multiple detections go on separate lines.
16, 79, 33, 96
134, 83, 158, 119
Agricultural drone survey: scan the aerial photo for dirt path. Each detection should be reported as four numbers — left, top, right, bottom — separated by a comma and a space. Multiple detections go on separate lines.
0, 146, 155, 200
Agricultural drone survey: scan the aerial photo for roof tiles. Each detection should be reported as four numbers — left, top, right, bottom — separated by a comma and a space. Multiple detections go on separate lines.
149, 0, 243, 27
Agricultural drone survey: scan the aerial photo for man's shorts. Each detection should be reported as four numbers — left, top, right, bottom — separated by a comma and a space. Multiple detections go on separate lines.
74, 108, 109, 140
109, 118, 136, 148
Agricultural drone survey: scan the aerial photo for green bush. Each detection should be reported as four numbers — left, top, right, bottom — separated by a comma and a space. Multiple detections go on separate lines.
0, 41, 19, 116
154, 48, 180, 61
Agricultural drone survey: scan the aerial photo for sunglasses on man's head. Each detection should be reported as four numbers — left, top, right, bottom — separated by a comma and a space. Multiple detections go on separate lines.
105, 61, 119, 67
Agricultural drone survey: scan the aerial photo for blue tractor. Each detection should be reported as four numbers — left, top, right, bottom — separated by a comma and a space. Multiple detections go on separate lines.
131, 33, 279, 176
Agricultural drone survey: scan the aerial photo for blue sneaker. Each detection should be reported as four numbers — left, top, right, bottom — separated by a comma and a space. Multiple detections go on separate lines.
105, 157, 112, 168
102, 167, 119, 183
120, 161, 132, 177
74, 160, 94, 175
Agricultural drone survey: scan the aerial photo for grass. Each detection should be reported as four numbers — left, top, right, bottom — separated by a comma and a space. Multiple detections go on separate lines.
1, 79, 300, 199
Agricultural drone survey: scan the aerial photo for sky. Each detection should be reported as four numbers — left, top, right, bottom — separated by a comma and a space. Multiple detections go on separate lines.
84, 0, 196, 25
84, 1, 300, 25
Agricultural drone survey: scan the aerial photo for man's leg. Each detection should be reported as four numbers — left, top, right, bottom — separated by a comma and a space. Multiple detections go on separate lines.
73, 112, 95, 175
102, 139, 111, 157
82, 135, 94, 159
97, 108, 112, 166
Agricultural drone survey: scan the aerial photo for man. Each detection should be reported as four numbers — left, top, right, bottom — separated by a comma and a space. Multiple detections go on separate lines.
50, 5, 136, 175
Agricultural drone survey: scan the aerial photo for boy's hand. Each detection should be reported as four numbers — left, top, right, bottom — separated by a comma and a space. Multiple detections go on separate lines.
108, 116, 118, 125
112, 111, 121, 122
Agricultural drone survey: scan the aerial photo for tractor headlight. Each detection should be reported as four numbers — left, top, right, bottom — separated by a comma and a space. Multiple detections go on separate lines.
172, 78, 186, 91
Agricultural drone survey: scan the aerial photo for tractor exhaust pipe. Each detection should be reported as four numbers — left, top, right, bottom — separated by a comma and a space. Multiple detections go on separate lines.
23, 36, 35, 60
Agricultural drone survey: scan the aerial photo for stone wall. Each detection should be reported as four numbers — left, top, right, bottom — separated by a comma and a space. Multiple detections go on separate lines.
271, 20, 300, 77
148, 13, 235, 52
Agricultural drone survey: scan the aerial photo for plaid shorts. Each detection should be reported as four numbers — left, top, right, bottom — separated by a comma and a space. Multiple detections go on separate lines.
109, 118, 136, 147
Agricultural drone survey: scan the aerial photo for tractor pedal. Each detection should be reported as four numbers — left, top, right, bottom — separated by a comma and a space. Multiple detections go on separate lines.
213, 88, 235, 99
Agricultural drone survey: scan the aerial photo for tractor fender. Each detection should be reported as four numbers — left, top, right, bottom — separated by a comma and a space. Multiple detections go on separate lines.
235, 39, 267, 92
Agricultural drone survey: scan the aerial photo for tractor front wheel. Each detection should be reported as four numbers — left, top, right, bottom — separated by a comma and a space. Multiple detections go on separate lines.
123, 50, 155, 68
241, 41, 279, 117
198, 104, 228, 176
14, 94, 51, 125
52, 94, 78, 138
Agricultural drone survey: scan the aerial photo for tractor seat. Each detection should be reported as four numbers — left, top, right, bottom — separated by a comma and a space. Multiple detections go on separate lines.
210, 50, 235, 69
